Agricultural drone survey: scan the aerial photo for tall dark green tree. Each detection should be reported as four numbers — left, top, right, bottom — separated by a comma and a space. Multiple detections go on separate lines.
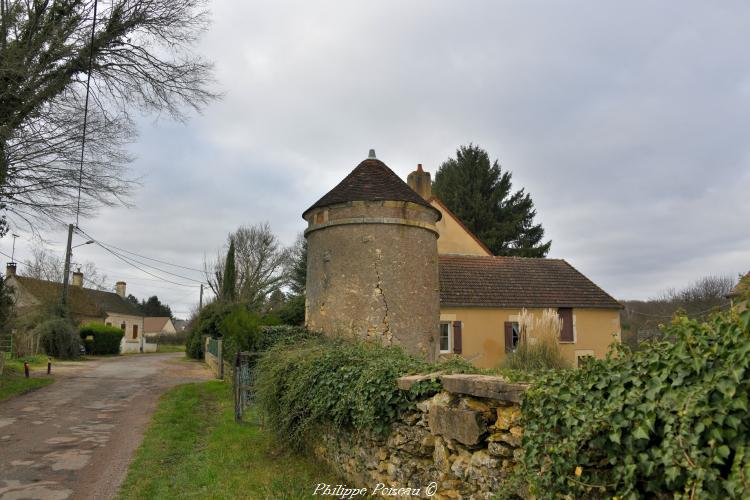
222, 238, 237, 302
0, 275, 14, 330
139, 296, 173, 318
433, 144, 551, 257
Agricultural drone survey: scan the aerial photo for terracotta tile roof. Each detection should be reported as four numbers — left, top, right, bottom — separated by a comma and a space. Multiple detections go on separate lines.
144, 317, 170, 333
303, 158, 439, 218
439, 255, 622, 309
12, 276, 142, 318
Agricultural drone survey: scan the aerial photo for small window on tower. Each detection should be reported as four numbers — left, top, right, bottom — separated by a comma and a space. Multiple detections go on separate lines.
120, 322, 126, 331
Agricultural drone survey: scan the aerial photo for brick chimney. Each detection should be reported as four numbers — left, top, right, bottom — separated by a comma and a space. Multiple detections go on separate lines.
407, 164, 432, 200
72, 269, 83, 287
116, 281, 126, 298
5, 262, 17, 279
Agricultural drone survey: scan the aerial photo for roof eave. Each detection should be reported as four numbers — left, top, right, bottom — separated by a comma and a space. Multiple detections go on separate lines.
440, 302, 624, 310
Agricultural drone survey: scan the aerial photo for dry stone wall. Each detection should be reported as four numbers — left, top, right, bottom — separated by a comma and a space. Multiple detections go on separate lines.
312, 374, 528, 499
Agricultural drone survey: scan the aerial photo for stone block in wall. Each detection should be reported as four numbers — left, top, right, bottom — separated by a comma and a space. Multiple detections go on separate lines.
495, 405, 522, 430
440, 374, 529, 403
396, 372, 442, 391
428, 404, 486, 446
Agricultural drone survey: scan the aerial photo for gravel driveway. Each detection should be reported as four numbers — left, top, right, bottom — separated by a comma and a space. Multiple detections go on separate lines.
0, 353, 211, 500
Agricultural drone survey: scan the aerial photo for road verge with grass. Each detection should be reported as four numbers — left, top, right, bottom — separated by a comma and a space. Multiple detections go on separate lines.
0, 355, 54, 402
118, 380, 338, 499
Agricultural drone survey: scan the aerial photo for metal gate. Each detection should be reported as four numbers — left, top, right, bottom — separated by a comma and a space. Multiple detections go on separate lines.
234, 351, 261, 422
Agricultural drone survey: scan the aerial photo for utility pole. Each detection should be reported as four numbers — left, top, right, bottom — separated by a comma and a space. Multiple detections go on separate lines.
199, 283, 204, 309
61, 224, 74, 306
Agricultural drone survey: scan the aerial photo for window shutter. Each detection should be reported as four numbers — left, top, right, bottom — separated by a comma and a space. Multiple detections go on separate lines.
452, 321, 462, 354
504, 322, 514, 353
558, 308, 574, 342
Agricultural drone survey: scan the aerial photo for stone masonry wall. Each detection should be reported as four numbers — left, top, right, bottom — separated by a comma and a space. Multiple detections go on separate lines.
305, 200, 441, 361
311, 374, 528, 499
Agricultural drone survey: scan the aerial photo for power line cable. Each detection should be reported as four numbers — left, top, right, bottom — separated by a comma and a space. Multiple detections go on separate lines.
74, 227, 206, 283
83, 237, 202, 288
96, 243, 205, 284
89, 241, 205, 273
74, 227, 205, 287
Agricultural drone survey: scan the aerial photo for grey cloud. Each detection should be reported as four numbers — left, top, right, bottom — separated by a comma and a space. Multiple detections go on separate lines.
4, 0, 749, 314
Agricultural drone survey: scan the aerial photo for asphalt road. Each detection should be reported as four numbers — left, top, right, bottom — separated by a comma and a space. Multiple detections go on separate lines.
0, 353, 211, 500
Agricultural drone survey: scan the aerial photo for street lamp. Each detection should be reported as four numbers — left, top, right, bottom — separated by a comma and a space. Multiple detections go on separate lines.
72, 240, 95, 249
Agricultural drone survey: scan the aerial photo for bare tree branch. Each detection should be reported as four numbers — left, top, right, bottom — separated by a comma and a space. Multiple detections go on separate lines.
0, 0, 218, 231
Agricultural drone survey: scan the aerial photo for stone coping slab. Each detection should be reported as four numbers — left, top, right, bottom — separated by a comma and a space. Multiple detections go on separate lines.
396, 372, 442, 391
397, 373, 529, 403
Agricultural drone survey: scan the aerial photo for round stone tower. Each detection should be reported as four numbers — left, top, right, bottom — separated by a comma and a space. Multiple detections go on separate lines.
303, 151, 442, 361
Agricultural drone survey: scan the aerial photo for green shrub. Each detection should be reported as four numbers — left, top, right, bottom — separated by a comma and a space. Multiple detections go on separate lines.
36, 318, 79, 359
513, 303, 750, 499
220, 306, 262, 361
186, 301, 304, 360
256, 325, 312, 351
145, 331, 188, 346
255, 336, 475, 450
79, 323, 124, 355
186, 301, 232, 359
277, 294, 305, 326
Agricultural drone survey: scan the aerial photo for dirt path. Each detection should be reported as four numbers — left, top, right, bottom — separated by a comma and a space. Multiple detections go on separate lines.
0, 353, 212, 500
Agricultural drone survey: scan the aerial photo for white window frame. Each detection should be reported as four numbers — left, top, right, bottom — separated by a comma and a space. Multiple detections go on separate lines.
439, 321, 452, 353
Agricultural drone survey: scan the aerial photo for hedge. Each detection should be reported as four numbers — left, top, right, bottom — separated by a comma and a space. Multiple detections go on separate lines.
511, 303, 750, 499
255, 335, 475, 450
79, 323, 124, 355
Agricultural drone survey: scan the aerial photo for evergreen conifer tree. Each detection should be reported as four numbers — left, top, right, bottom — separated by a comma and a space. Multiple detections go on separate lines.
433, 144, 551, 257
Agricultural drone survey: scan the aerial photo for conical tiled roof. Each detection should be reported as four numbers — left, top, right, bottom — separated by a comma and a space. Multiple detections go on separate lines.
303, 158, 439, 218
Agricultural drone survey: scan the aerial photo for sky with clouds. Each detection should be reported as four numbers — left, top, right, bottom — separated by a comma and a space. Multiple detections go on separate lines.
3, 0, 749, 317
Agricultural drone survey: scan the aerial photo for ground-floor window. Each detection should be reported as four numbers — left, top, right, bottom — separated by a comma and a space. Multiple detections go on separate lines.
504, 321, 521, 352
132, 324, 138, 340
439, 322, 452, 353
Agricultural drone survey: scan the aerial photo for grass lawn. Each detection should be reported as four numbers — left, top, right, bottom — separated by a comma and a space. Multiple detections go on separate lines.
118, 381, 338, 499
156, 344, 186, 353
0, 355, 54, 402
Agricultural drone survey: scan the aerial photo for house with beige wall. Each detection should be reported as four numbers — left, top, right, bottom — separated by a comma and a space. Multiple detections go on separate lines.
407, 165, 622, 368
5, 263, 145, 353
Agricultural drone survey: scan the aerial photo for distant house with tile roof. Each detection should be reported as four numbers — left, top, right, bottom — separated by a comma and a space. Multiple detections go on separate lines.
405, 164, 622, 368
5, 263, 146, 353
144, 316, 177, 337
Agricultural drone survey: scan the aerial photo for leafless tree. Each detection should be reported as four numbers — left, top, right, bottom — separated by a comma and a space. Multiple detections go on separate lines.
20, 236, 109, 290
204, 223, 291, 310
621, 274, 734, 347
0, 0, 218, 230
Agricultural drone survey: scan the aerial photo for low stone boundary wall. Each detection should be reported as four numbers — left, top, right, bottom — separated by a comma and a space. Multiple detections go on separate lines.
312, 374, 528, 499
204, 337, 223, 379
